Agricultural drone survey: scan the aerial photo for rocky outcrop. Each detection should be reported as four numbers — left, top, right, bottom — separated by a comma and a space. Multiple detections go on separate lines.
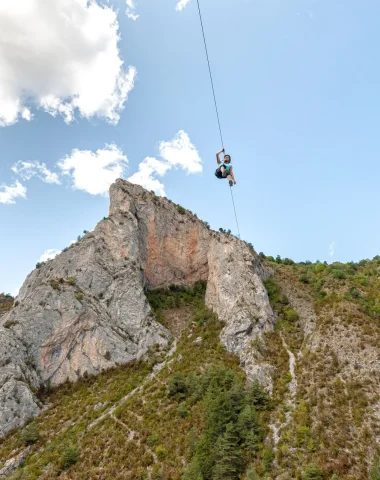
0, 179, 275, 436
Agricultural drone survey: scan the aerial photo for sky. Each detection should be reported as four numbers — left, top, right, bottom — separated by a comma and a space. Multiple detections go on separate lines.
1, 0, 380, 295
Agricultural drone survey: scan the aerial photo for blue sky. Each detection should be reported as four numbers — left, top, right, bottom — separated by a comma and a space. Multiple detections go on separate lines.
1, 0, 380, 295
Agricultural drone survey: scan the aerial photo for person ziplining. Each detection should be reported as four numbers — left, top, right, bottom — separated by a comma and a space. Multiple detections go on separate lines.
196, 0, 241, 236
215, 148, 236, 187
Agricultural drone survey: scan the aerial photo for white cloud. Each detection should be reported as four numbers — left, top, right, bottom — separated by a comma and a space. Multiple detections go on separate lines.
39, 249, 62, 263
11, 161, 61, 184
126, 0, 139, 20
0, 181, 27, 204
128, 157, 169, 196
58, 145, 128, 195
21, 108, 33, 121
128, 130, 202, 195
0, 0, 136, 126
159, 130, 202, 174
329, 241, 335, 257
176, 0, 191, 11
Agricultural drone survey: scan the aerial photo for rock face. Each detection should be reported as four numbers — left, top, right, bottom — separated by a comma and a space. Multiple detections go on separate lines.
0, 180, 275, 436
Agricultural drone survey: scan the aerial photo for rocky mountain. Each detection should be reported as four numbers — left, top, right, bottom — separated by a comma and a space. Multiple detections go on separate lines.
0, 180, 274, 439
1, 180, 380, 480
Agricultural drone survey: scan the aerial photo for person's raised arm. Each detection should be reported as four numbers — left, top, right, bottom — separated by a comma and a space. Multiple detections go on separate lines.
216, 148, 224, 164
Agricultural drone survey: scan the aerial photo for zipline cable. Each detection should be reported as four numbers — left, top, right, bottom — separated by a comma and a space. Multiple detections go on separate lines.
196, 0, 225, 149
229, 186, 241, 239
196, 0, 241, 239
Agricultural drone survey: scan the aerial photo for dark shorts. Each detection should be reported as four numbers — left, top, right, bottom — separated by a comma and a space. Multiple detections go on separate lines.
215, 166, 230, 179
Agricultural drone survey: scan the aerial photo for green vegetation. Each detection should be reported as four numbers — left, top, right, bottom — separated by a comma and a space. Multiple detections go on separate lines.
0, 282, 271, 480
180, 370, 269, 479
0, 293, 13, 316
3, 252, 380, 479
20, 423, 40, 446
263, 257, 380, 479
61, 445, 78, 470
302, 463, 324, 480
75, 292, 84, 301
177, 205, 186, 215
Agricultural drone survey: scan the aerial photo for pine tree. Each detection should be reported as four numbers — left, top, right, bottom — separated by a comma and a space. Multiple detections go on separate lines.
196, 435, 215, 480
237, 404, 260, 455
248, 380, 269, 411
182, 457, 204, 480
302, 463, 324, 480
212, 423, 243, 480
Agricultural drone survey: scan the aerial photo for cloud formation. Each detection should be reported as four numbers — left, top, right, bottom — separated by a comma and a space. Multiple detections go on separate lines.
128, 157, 170, 196
128, 130, 202, 195
0, 181, 27, 204
58, 145, 128, 196
159, 130, 202, 174
126, 0, 139, 20
329, 241, 335, 257
11, 161, 60, 184
2, 132, 201, 202
176, 0, 191, 11
40, 249, 62, 263
0, 0, 136, 126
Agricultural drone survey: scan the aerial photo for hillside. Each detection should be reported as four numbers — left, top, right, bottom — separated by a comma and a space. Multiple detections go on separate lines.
1, 181, 380, 479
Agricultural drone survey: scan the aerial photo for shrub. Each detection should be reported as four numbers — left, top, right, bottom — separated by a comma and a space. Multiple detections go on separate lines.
76, 292, 84, 301
300, 274, 310, 284
168, 372, 187, 398
370, 458, 380, 480
68, 277, 76, 286
262, 448, 274, 472
61, 445, 78, 470
50, 279, 60, 290
284, 308, 299, 322
177, 205, 186, 215
155, 445, 167, 461
333, 270, 346, 280
147, 432, 159, 447
21, 422, 40, 445
177, 402, 188, 418
245, 467, 260, 480
302, 463, 324, 480
282, 257, 295, 265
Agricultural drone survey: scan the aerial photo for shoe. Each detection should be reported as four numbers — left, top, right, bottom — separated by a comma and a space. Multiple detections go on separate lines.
229, 179, 233, 187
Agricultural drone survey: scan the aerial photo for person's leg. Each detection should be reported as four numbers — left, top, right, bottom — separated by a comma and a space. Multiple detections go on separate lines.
221, 166, 228, 177
227, 174, 234, 186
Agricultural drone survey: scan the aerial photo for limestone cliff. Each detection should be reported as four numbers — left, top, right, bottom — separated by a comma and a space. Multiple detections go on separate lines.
0, 180, 274, 436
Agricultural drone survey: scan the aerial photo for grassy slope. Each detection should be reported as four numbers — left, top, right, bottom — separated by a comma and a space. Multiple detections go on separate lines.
0, 285, 270, 480
2, 256, 380, 480
263, 257, 380, 480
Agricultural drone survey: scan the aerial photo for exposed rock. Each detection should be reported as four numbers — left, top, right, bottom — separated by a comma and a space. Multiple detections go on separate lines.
0, 179, 274, 435
0, 447, 30, 478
